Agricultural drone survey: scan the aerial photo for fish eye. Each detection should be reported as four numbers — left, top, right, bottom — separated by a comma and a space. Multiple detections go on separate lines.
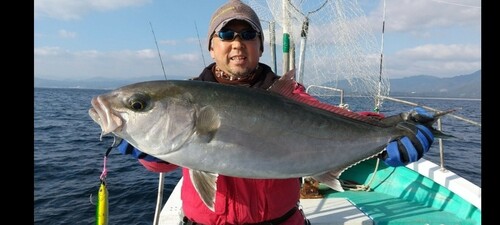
130, 100, 144, 110
127, 93, 151, 111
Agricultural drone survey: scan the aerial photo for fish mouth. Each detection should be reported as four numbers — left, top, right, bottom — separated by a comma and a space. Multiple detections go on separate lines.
88, 96, 123, 136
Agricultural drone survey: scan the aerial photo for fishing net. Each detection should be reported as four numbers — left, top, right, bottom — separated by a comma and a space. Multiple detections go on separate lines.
244, 0, 390, 111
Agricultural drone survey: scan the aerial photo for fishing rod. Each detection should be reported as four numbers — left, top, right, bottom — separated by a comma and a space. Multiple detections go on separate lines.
149, 21, 168, 80
194, 21, 207, 67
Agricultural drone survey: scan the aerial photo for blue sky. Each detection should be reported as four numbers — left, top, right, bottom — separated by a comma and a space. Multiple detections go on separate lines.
34, 0, 481, 81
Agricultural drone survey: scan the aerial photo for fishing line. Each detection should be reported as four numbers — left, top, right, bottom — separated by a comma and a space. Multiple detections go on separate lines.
428, 0, 481, 9
92, 139, 117, 225
100, 147, 112, 181
90, 144, 114, 206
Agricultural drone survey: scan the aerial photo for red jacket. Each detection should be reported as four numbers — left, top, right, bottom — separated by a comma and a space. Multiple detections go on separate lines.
139, 160, 305, 225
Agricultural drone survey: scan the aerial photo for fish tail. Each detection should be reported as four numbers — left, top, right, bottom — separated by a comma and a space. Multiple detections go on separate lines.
96, 180, 109, 225
382, 108, 456, 139
425, 109, 456, 139
428, 126, 455, 139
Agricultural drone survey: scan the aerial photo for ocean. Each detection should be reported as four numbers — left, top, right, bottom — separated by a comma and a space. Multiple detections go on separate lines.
34, 87, 481, 225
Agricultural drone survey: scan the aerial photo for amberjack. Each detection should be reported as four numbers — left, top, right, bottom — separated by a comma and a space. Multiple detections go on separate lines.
88, 71, 450, 210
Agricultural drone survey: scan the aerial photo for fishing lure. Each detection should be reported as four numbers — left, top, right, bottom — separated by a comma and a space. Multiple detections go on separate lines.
96, 178, 108, 225
95, 146, 113, 225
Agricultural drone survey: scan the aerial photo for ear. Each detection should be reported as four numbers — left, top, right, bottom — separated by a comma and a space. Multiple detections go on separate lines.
209, 48, 215, 59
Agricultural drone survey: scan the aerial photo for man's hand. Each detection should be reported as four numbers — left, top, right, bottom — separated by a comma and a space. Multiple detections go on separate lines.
381, 107, 435, 167
116, 140, 162, 162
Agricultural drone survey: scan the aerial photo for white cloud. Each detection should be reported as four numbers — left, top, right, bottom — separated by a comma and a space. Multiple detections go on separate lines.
159, 40, 178, 46
367, 0, 481, 32
396, 44, 480, 61
58, 29, 77, 38
136, 49, 157, 59
34, 47, 205, 80
34, 46, 66, 56
386, 43, 481, 77
35, 0, 152, 20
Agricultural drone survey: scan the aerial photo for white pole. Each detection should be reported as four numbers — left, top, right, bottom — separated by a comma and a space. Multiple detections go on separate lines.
152, 172, 165, 225
297, 18, 308, 84
270, 21, 277, 73
282, 0, 290, 74
375, 0, 386, 112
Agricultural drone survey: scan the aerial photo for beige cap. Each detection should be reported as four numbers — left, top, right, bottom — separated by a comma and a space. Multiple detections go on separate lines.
207, 0, 263, 52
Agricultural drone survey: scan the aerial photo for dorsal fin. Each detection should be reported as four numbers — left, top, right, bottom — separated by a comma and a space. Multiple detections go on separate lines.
268, 69, 382, 126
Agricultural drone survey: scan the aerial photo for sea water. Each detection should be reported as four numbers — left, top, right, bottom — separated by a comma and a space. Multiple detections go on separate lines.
34, 87, 481, 225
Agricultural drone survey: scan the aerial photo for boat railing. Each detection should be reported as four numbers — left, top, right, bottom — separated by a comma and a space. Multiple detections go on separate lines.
305, 85, 348, 108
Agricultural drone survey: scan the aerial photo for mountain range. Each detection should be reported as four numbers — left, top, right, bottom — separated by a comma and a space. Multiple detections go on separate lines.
334, 70, 481, 99
34, 70, 481, 99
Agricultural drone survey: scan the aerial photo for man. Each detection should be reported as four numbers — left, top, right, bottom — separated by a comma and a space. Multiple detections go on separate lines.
117, 0, 434, 224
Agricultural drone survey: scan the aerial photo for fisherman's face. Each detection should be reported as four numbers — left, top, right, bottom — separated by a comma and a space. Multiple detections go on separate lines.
209, 20, 262, 78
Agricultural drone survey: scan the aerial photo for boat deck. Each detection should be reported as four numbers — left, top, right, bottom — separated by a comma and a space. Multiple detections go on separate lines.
160, 187, 476, 225
317, 190, 477, 225
300, 197, 372, 225
159, 180, 475, 225
158, 178, 184, 225
159, 158, 481, 225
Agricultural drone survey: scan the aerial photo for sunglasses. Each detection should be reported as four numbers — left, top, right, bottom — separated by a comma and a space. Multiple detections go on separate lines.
215, 30, 260, 41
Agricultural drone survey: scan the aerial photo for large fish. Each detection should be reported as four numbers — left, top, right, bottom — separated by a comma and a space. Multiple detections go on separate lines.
88, 70, 450, 210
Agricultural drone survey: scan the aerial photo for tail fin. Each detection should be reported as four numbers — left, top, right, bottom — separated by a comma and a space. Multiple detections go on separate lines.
381, 109, 456, 139
417, 109, 456, 139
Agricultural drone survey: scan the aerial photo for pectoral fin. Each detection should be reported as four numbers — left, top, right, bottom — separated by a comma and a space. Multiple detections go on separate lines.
195, 106, 220, 143
189, 169, 218, 211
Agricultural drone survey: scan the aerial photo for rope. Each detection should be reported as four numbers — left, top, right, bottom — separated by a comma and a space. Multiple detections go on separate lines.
340, 158, 381, 192
99, 146, 113, 181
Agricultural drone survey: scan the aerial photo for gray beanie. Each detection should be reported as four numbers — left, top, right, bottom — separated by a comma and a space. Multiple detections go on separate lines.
207, 0, 264, 52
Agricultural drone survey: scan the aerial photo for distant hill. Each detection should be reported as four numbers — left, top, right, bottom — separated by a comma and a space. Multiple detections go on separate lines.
35, 70, 481, 98
388, 70, 481, 98
326, 70, 481, 99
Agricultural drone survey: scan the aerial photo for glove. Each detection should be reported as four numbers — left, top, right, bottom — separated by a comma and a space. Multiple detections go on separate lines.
116, 140, 164, 162
116, 140, 178, 173
382, 107, 435, 167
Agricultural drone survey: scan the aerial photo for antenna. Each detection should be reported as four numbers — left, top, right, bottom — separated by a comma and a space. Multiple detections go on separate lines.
149, 21, 168, 80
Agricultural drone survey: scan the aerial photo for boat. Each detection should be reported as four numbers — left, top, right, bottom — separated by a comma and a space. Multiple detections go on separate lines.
153, 0, 481, 224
